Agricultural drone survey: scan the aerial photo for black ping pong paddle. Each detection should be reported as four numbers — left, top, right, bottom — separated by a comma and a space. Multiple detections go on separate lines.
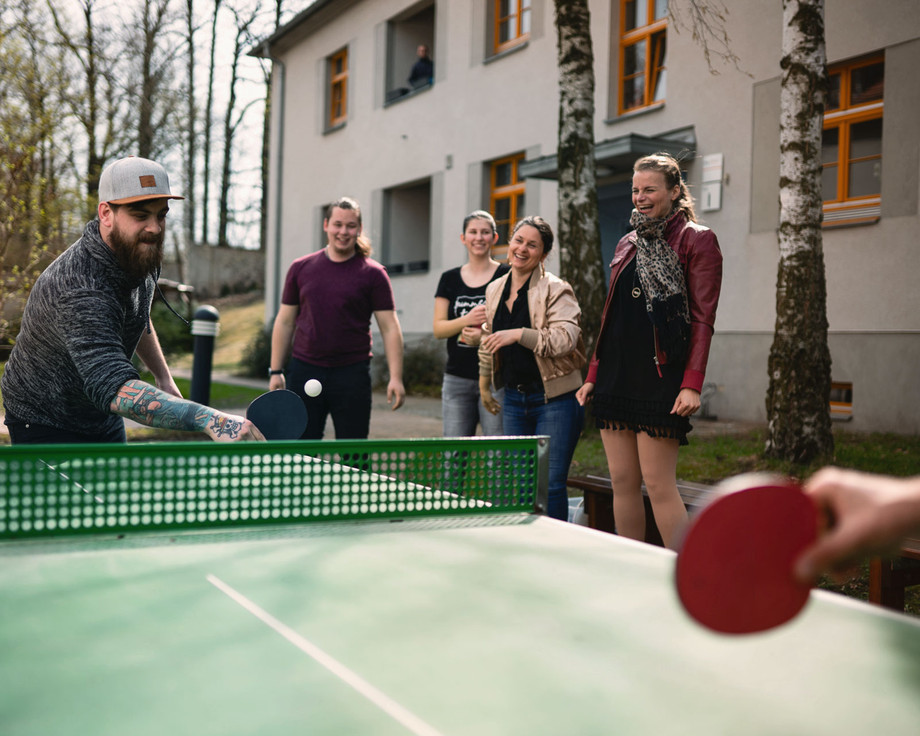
246, 389, 308, 440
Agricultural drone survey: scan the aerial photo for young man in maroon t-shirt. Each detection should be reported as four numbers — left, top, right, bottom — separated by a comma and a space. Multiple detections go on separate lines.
269, 197, 405, 439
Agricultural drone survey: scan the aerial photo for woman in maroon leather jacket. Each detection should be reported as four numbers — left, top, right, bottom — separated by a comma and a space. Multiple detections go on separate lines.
576, 153, 722, 548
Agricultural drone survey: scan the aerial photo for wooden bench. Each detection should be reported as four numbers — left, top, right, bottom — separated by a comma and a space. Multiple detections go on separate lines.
567, 474, 712, 547
570, 473, 920, 612
870, 539, 920, 611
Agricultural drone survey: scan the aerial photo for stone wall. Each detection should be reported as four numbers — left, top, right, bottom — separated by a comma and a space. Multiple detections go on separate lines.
161, 245, 264, 298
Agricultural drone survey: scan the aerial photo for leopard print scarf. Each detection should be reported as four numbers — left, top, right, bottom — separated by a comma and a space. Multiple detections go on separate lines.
630, 208, 690, 363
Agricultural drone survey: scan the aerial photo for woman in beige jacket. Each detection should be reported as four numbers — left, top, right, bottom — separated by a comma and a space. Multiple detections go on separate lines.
479, 216, 586, 520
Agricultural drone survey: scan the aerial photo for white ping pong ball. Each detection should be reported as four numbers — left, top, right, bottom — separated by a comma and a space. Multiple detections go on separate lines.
304, 379, 323, 397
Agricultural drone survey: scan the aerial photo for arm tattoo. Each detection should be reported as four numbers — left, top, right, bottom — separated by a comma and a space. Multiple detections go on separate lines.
112, 380, 204, 431
203, 411, 244, 440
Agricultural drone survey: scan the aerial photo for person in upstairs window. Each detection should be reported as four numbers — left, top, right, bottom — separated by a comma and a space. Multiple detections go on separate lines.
408, 44, 433, 88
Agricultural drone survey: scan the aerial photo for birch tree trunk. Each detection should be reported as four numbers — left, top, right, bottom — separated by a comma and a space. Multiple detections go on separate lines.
553, 0, 605, 357
765, 0, 833, 462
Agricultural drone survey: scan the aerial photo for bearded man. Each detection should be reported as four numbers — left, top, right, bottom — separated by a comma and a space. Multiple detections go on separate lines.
1, 157, 264, 444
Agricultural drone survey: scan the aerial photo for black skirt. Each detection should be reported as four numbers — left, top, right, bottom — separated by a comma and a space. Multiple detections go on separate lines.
592, 258, 691, 445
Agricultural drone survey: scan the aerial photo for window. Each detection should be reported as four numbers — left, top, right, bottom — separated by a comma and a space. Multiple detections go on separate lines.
384, 3, 435, 104
822, 55, 883, 226
618, 0, 667, 114
382, 180, 431, 275
830, 381, 853, 421
489, 153, 526, 261
327, 48, 348, 128
494, 0, 531, 54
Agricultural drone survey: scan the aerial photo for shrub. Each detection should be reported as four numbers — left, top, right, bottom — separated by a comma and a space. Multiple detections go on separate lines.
150, 299, 194, 358
241, 325, 272, 378
373, 337, 444, 397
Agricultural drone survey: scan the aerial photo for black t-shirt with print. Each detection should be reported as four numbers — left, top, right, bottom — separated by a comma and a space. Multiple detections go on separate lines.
435, 264, 509, 379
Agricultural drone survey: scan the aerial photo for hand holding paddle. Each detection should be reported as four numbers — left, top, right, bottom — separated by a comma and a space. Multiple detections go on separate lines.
675, 473, 819, 635
794, 468, 920, 585
246, 389, 308, 440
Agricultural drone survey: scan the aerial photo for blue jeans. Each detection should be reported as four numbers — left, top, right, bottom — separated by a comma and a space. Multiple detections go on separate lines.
502, 387, 584, 521
441, 374, 504, 437
287, 358, 372, 439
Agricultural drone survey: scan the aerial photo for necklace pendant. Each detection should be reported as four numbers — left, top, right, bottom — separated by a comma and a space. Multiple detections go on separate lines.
631, 286, 642, 299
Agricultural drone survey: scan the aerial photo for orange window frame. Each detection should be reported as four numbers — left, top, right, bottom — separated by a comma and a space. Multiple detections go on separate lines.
328, 48, 349, 128
489, 153, 526, 261
618, 1, 667, 114
829, 381, 853, 421
822, 55, 883, 223
494, 0, 532, 54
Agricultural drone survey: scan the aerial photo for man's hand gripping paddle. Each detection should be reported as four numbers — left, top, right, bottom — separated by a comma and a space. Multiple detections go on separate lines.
675, 473, 820, 635
246, 389, 307, 440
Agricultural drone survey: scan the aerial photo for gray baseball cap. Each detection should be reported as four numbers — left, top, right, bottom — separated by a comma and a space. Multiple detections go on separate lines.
98, 156, 184, 205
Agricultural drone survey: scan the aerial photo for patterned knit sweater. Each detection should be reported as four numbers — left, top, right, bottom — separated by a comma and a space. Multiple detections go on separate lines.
1, 220, 153, 435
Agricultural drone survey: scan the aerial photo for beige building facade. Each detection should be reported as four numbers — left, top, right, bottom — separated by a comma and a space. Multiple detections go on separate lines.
254, 0, 920, 433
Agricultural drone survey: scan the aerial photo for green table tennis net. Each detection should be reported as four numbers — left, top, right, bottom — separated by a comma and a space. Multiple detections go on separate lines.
0, 437, 548, 538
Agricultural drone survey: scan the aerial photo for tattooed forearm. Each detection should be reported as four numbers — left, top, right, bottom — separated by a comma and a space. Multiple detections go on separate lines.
111, 380, 202, 430
110, 379, 260, 442
203, 410, 245, 440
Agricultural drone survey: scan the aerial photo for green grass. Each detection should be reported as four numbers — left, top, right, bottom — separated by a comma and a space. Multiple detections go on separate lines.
570, 423, 920, 483
162, 375, 263, 411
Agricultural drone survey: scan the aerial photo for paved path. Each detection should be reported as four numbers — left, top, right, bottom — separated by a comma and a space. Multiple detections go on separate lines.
193, 371, 445, 439
198, 372, 761, 440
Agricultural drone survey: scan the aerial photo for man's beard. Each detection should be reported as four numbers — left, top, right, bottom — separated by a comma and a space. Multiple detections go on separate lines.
109, 222, 164, 282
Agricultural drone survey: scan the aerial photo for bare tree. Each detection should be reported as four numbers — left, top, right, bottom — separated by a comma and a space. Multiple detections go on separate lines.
553, 0, 606, 357
216, 2, 263, 247
765, 0, 833, 462
128, 0, 182, 159
47, 0, 121, 216
0, 1, 79, 345
669, 0, 743, 74
201, 0, 223, 246
182, 0, 198, 257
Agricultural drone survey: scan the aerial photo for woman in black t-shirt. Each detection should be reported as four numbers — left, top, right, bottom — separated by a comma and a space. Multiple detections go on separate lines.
433, 211, 509, 436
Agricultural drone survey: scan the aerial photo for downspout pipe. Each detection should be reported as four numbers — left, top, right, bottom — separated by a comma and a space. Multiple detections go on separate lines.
259, 40, 286, 318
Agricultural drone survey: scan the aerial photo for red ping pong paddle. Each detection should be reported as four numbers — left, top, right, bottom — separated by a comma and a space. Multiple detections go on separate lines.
675, 473, 819, 635
246, 389, 308, 440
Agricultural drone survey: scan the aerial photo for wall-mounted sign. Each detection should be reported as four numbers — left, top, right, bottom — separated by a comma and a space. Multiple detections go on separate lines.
701, 153, 723, 212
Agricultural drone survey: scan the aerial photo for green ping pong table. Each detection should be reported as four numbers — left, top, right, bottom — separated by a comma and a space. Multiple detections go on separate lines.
1, 437, 920, 736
